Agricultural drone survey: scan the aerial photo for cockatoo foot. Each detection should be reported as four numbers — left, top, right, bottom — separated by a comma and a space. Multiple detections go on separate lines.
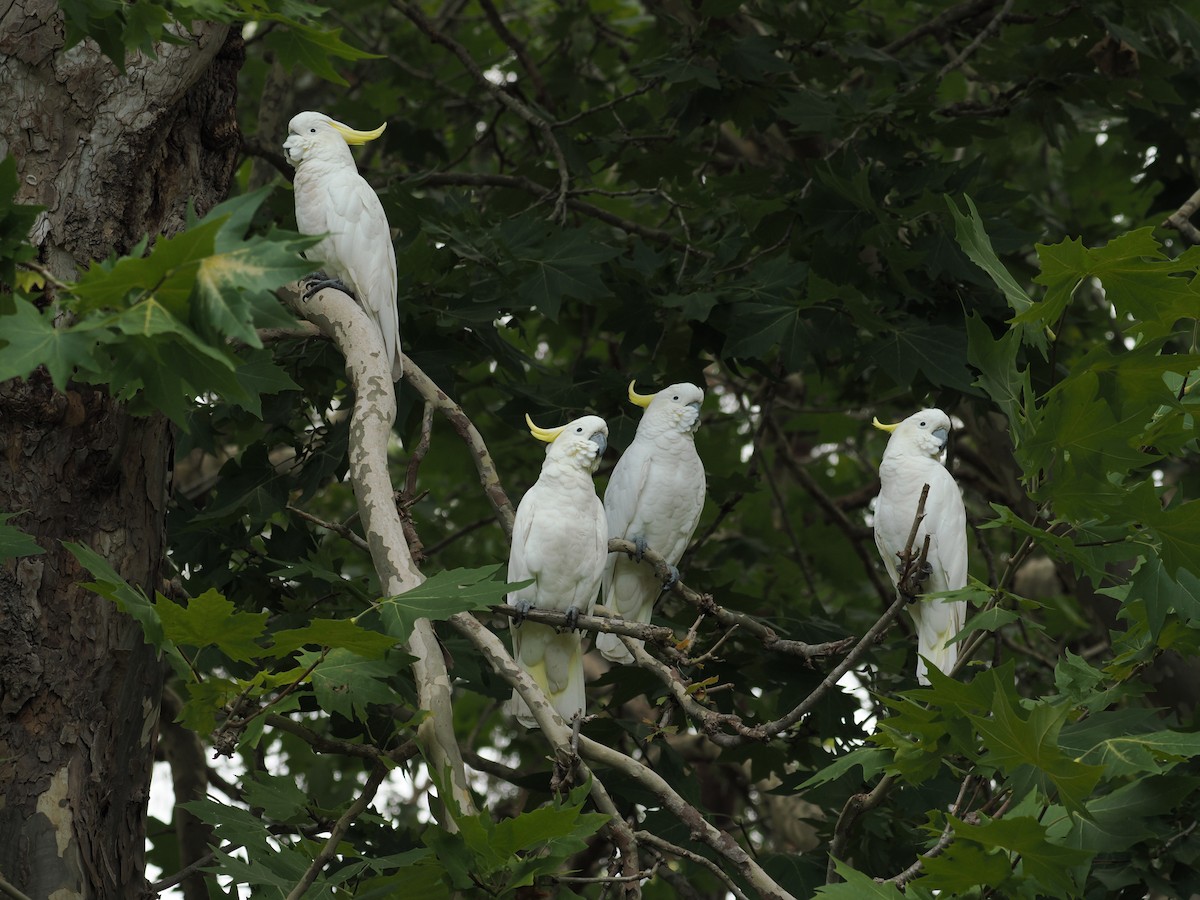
512, 600, 532, 626
562, 606, 580, 632
660, 563, 680, 592
303, 275, 355, 301
632, 535, 648, 562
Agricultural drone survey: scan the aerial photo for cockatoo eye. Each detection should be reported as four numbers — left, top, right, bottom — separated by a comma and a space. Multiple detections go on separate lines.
919, 420, 926, 427
309, 127, 316, 133
576, 426, 583, 433
672, 395, 679, 401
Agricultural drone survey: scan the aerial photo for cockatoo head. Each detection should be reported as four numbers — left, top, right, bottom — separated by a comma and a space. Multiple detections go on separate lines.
628, 381, 704, 435
283, 111, 386, 167
526, 414, 608, 472
873, 408, 952, 458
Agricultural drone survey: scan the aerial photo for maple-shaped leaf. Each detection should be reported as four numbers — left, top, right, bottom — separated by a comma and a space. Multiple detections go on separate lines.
947, 814, 1091, 897
0, 297, 113, 386
155, 589, 269, 663
814, 860, 906, 898
304, 648, 402, 722
969, 689, 1104, 814
379, 565, 518, 643
508, 223, 620, 320
267, 617, 397, 658
0, 512, 43, 560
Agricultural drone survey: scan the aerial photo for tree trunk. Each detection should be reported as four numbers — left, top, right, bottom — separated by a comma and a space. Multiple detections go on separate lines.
0, 8, 242, 897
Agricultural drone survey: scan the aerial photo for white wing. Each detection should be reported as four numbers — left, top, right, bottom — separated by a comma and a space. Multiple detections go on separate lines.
323, 171, 401, 380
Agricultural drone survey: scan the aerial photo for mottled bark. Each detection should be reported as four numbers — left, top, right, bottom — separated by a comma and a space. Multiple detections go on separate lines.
0, 5, 242, 898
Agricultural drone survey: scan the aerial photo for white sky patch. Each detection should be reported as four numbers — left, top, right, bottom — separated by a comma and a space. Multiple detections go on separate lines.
837, 668, 878, 731
483, 65, 518, 85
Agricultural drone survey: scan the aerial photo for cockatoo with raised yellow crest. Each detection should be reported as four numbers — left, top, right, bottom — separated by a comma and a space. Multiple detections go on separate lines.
597, 382, 706, 664
506, 413, 609, 727
284, 111, 403, 381
873, 408, 968, 684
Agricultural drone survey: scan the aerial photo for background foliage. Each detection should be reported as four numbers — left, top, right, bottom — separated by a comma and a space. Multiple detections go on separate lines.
4, 0, 1200, 897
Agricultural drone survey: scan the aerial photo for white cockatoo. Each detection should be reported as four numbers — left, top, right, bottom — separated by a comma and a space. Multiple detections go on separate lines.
283, 111, 403, 381
597, 382, 706, 664
506, 413, 609, 727
873, 408, 968, 684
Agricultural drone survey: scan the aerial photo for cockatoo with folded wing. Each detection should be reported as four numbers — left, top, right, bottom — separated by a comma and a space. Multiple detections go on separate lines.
598, 382, 706, 664
873, 408, 968, 684
284, 111, 403, 381
506, 414, 609, 727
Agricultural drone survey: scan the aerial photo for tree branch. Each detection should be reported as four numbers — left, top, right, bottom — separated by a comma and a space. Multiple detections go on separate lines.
1161, 186, 1200, 245
448, 612, 642, 885
284, 763, 389, 900
579, 737, 795, 900
401, 351, 517, 536
395, 0, 572, 222
282, 283, 475, 822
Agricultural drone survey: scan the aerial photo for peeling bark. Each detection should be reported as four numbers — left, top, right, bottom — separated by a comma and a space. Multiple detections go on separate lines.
0, 6, 243, 897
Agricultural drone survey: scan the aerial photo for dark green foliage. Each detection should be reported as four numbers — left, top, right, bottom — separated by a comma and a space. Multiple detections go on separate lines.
6, 0, 1200, 896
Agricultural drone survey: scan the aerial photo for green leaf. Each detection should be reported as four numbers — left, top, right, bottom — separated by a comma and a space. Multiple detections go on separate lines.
72, 217, 224, 315
1143, 499, 1200, 579
0, 297, 112, 386
64, 540, 167, 651
155, 589, 269, 663
511, 226, 620, 321
1080, 729, 1200, 778
871, 322, 973, 391
307, 648, 402, 722
0, 512, 43, 559
921, 840, 1013, 893
241, 774, 312, 821
0, 155, 42, 287
947, 814, 1091, 897
815, 860, 906, 898
265, 23, 382, 87
965, 312, 1035, 437
946, 195, 1034, 315
180, 798, 277, 855
969, 690, 1104, 814
722, 301, 808, 369
268, 618, 398, 658
796, 747, 890, 790
379, 566, 516, 643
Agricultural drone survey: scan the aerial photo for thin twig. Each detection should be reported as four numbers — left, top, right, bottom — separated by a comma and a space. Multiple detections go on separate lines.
826, 774, 895, 883
635, 831, 751, 900
1161, 186, 1200, 244
0, 873, 33, 900
284, 763, 389, 900
288, 504, 371, 553
494, 603, 678, 645
401, 352, 517, 537
395, 0, 572, 222
936, 0, 1015, 81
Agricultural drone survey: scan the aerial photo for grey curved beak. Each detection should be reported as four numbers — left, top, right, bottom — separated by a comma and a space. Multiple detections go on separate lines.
590, 432, 608, 456
932, 426, 949, 448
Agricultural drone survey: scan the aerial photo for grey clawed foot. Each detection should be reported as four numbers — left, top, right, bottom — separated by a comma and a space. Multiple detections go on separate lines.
632, 535, 648, 562
661, 563, 680, 593
512, 600, 531, 626
303, 274, 355, 301
563, 606, 580, 632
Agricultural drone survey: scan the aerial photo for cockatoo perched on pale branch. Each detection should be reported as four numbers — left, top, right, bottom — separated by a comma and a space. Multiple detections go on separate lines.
873, 408, 968, 684
284, 111, 403, 381
598, 382, 706, 664
506, 413, 609, 727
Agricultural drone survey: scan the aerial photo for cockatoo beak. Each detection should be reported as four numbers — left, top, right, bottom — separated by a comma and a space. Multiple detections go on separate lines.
328, 120, 387, 145
872, 416, 900, 433
589, 431, 608, 456
628, 381, 654, 408
932, 426, 949, 448
525, 413, 565, 443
